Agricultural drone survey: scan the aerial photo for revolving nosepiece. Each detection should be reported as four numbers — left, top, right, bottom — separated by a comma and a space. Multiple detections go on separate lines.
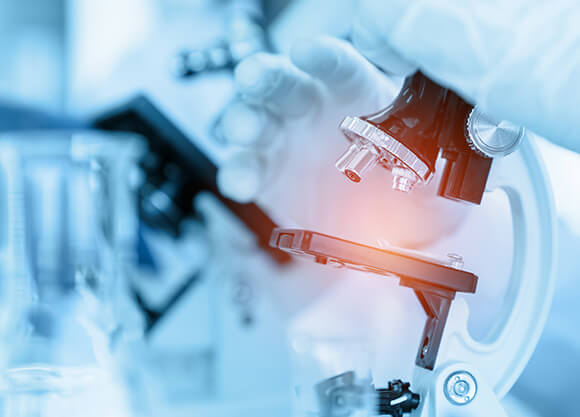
335, 72, 523, 204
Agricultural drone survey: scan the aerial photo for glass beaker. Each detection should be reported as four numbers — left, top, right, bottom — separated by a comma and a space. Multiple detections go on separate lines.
0, 130, 144, 417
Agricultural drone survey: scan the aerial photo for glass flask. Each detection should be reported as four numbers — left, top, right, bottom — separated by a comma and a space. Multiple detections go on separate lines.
0, 130, 144, 417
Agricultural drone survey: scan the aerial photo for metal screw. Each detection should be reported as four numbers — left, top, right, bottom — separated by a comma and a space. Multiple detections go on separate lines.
446, 253, 464, 269
444, 371, 477, 405
454, 381, 469, 395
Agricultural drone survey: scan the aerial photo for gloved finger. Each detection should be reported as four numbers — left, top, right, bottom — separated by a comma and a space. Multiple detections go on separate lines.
217, 152, 264, 203
290, 36, 401, 106
219, 100, 280, 147
234, 52, 321, 118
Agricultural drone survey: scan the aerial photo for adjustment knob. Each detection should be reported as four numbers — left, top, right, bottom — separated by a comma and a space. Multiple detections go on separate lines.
466, 107, 524, 158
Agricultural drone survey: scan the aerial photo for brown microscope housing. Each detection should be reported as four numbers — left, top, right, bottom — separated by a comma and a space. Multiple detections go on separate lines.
347, 71, 492, 205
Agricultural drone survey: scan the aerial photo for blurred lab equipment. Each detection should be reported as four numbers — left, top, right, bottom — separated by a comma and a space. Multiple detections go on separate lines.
0, 0, 66, 110
0, 101, 84, 132
0, 130, 143, 417
88, 95, 296, 416
93, 94, 288, 262
92, 93, 290, 343
172, 0, 271, 79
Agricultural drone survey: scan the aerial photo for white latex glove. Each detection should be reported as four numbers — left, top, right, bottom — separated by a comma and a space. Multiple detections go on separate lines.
217, 36, 469, 248
352, 0, 580, 153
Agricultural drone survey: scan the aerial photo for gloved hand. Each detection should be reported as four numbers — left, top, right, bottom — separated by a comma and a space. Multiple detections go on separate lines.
351, 0, 580, 153
216, 36, 469, 248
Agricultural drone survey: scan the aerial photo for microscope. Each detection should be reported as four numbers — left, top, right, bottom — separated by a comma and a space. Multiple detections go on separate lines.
271, 71, 555, 416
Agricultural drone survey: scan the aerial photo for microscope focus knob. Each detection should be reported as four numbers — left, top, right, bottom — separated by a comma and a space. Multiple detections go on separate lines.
466, 107, 525, 158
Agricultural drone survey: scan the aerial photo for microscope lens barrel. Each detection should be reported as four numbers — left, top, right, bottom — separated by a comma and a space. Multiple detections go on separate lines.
335, 143, 378, 183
